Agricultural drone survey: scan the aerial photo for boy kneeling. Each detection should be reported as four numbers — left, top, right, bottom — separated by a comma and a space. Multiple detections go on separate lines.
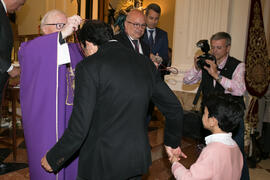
169, 94, 244, 180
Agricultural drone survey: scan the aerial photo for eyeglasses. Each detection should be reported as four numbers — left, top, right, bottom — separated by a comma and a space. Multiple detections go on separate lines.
44, 23, 66, 30
210, 45, 228, 50
127, 21, 146, 29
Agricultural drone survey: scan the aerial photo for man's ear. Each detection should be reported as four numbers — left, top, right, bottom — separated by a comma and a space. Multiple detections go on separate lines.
85, 41, 98, 55
124, 21, 128, 29
41, 27, 47, 34
209, 117, 218, 127
85, 41, 92, 48
226, 45, 231, 54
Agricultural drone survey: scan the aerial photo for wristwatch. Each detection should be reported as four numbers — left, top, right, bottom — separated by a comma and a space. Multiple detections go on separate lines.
216, 74, 222, 83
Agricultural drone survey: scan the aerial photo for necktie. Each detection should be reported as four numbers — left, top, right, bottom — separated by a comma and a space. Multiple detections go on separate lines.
148, 30, 154, 49
132, 40, 139, 53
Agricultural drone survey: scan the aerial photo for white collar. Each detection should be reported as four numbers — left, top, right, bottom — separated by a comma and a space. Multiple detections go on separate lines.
1, 0, 7, 13
127, 35, 138, 41
205, 133, 236, 146
218, 55, 229, 69
146, 27, 156, 32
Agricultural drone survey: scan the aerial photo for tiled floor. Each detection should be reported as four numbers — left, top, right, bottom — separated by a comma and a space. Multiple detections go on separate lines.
0, 112, 270, 179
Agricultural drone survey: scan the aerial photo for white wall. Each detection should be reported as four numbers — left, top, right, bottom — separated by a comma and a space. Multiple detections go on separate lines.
228, 0, 251, 61
261, 0, 270, 57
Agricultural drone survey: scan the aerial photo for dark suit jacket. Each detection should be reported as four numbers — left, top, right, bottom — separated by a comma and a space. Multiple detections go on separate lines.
114, 31, 150, 58
143, 28, 170, 78
46, 41, 183, 180
0, 1, 12, 100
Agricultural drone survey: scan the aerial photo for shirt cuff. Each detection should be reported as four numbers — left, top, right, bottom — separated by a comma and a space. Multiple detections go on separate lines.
7, 65, 14, 72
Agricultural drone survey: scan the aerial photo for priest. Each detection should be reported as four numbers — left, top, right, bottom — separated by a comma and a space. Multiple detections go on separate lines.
18, 10, 83, 180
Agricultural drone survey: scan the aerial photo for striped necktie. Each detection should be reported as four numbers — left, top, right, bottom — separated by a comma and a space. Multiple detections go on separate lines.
132, 40, 139, 53
148, 30, 154, 49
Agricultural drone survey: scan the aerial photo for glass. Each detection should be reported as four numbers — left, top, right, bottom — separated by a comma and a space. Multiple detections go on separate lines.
127, 21, 146, 29
44, 23, 66, 30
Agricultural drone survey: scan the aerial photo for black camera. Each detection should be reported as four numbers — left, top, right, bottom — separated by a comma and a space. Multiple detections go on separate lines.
196, 40, 216, 69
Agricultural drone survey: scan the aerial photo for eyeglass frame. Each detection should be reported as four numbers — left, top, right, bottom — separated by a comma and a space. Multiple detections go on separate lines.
126, 21, 146, 29
44, 23, 66, 30
210, 45, 229, 50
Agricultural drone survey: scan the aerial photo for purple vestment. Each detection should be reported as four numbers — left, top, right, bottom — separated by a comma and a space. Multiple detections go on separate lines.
18, 32, 83, 180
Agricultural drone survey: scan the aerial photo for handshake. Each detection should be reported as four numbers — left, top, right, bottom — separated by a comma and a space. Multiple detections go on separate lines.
165, 145, 187, 164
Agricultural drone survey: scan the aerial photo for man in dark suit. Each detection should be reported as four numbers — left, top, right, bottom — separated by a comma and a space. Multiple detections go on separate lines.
0, 0, 25, 171
143, 3, 170, 80
41, 20, 186, 180
114, 9, 150, 59
114, 9, 158, 124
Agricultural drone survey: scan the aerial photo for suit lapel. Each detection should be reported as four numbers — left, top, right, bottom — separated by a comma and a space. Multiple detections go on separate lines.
142, 32, 148, 45
122, 32, 136, 51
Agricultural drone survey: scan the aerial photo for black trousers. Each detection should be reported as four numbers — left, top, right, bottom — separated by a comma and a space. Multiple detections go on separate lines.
233, 118, 250, 180
0, 72, 9, 109
262, 122, 270, 153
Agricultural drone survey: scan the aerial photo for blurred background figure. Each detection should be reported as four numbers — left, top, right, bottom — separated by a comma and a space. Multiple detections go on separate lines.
143, 3, 170, 80
0, 0, 26, 172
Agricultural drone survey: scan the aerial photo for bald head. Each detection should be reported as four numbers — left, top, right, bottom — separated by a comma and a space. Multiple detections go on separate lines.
4, 0, 26, 13
124, 9, 146, 40
40, 9, 67, 35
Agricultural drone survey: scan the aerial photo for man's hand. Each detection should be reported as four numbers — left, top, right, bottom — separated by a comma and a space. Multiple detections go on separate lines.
8, 67, 20, 78
150, 53, 163, 69
165, 145, 187, 162
170, 155, 179, 164
61, 15, 82, 39
204, 59, 219, 80
41, 155, 53, 172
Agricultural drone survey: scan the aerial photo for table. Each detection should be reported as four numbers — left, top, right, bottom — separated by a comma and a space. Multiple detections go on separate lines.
0, 77, 20, 161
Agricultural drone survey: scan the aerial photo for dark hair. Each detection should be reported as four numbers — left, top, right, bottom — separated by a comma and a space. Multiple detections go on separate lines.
78, 20, 113, 47
114, 11, 127, 32
210, 32, 231, 46
204, 94, 244, 133
145, 3, 161, 16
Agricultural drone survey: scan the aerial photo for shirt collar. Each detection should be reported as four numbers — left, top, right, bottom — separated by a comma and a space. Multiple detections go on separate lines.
1, 0, 7, 13
146, 27, 156, 32
127, 34, 137, 41
218, 55, 229, 69
205, 133, 236, 146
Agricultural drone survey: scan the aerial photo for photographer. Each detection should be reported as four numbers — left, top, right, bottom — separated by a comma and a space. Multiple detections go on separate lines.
183, 32, 249, 180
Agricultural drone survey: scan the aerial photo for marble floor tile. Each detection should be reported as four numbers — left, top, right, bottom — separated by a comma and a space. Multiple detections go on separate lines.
258, 159, 270, 170
249, 168, 270, 180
